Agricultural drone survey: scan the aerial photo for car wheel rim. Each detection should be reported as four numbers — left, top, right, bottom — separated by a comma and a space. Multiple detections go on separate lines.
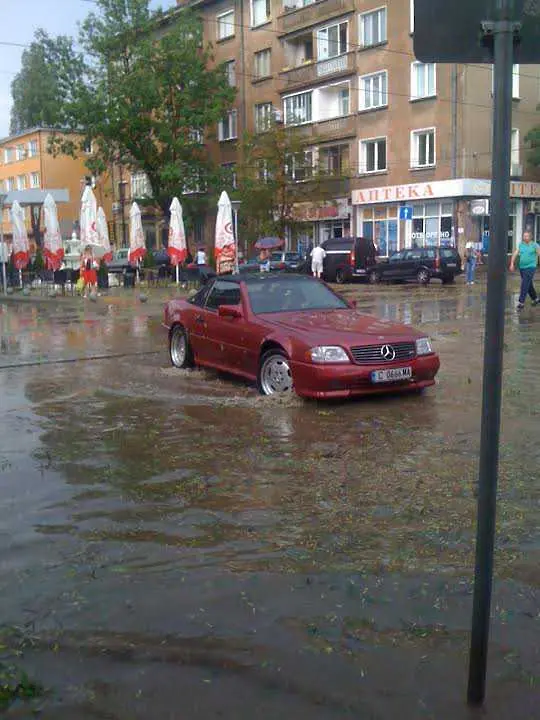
419, 271, 428, 283
261, 355, 292, 395
171, 330, 186, 367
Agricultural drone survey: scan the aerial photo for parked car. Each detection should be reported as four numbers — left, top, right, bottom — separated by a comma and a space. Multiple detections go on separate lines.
164, 273, 440, 399
239, 251, 303, 274
320, 237, 378, 283
370, 247, 462, 285
107, 248, 131, 274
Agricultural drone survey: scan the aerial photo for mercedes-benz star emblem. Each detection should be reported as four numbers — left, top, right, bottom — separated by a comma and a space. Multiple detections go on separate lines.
380, 344, 396, 361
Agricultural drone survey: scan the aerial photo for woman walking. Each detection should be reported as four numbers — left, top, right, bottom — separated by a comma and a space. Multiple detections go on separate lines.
80, 245, 98, 298
510, 230, 540, 310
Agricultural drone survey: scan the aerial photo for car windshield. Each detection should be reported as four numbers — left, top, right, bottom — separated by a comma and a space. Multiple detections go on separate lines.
440, 248, 458, 258
247, 277, 348, 314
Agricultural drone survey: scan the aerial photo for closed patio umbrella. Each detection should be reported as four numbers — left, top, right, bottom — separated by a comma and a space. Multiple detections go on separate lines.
43, 193, 64, 271
215, 190, 236, 275
167, 197, 187, 284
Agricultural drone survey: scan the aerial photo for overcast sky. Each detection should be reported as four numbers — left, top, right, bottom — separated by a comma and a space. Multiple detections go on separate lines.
0, 0, 175, 139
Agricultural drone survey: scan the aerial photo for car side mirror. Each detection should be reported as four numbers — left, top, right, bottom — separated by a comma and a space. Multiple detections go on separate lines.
218, 304, 242, 319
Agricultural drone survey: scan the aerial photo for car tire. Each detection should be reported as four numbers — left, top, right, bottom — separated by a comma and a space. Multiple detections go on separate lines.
442, 275, 455, 285
335, 268, 346, 284
368, 269, 380, 284
169, 325, 193, 369
258, 348, 293, 396
417, 269, 430, 285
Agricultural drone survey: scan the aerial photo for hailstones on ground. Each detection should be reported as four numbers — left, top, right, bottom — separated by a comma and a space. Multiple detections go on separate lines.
89, 292, 98, 302
6, 287, 14, 295
48, 289, 57, 299
22, 287, 31, 296
139, 293, 148, 303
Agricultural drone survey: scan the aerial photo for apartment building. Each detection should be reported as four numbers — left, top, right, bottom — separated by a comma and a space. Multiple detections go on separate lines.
178, 0, 540, 253
0, 127, 113, 243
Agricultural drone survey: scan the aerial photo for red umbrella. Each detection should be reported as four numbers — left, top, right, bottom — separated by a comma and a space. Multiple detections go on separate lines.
254, 236, 285, 250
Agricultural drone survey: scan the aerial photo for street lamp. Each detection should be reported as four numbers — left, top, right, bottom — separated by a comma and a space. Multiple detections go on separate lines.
0, 193, 7, 294
231, 200, 241, 274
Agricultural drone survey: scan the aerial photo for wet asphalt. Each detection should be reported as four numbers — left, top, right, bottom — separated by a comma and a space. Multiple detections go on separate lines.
0, 276, 539, 718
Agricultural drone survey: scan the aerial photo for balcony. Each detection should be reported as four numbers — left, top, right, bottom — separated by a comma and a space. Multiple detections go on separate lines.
281, 51, 355, 90
292, 114, 356, 142
278, 0, 355, 35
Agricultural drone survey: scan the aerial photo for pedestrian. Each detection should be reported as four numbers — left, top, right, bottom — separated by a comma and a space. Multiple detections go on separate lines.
196, 247, 207, 265
310, 243, 326, 279
259, 248, 271, 272
464, 241, 478, 285
509, 229, 540, 310
80, 245, 98, 298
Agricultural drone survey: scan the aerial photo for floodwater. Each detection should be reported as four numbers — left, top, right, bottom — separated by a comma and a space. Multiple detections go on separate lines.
0, 281, 539, 718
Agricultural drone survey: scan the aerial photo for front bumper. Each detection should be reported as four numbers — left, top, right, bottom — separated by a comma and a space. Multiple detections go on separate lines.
292, 354, 440, 399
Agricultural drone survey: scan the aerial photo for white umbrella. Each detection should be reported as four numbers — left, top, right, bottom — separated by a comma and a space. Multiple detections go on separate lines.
215, 190, 236, 275
167, 197, 187, 284
96, 207, 113, 263
43, 193, 64, 271
11, 200, 30, 272
80, 186, 99, 248
128, 202, 146, 266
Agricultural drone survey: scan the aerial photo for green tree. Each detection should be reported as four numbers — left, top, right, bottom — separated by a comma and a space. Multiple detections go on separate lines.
10, 29, 84, 135
525, 124, 540, 171
48, 0, 236, 217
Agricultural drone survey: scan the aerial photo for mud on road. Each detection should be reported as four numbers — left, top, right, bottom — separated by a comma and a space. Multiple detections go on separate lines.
0, 281, 539, 718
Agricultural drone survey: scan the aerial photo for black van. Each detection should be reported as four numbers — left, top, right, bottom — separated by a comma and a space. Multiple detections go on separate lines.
321, 237, 378, 283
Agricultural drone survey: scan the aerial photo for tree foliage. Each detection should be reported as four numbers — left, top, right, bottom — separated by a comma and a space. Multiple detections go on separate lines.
47, 0, 235, 216
525, 124, 540, 171
10, 29, 84, 135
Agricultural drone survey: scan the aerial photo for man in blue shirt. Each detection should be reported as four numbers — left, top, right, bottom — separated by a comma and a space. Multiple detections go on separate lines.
510, 230, 540, 310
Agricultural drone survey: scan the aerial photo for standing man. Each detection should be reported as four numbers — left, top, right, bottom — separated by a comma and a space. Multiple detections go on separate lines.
464, 241, 478, 285
509, 230, 540, 310
196, 247, 207, 266
310, 243, 326, 279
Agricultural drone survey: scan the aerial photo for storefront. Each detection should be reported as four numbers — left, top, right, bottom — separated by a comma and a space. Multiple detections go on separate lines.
292, 197, 351, 249
352, 179, 540, 256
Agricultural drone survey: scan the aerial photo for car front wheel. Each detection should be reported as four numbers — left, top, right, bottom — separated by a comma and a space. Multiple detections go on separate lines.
417, 269, 430, 285
169, 325, 193, 369
258, 349, 293, 395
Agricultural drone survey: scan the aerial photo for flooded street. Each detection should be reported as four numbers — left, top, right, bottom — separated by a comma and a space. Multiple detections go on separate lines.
1, 280, 539, 718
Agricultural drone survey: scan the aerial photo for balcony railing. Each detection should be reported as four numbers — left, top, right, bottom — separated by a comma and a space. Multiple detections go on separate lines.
292, 114, 356, 141
281, 51, 354, 89
278, 0, 355, 35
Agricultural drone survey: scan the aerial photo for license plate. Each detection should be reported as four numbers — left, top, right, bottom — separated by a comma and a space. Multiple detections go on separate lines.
446, 263, 456, 267
371, 367, 412, 383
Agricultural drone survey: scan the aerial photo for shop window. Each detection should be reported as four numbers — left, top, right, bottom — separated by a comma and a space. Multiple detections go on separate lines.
217, 10, 235, 40
362, 205, 398, 256
359, 71, 388, 111
410, 128, 435, 168
359, 7, 387, 48
410, 62, 436, 100
410, 201, 454, 247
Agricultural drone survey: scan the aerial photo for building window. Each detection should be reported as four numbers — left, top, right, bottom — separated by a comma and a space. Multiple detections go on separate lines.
16, 144, 26, 161
284, 91, 312, 125
316, 21, 348, 60
411, 128, 435, 168
16, 175, 27, 190
359, 137, 387, 173
411, 201, 454, 247
362, 205, 398, 256
338, 87, 350, 116
224, 60, 236, 86
30, 172, 40, 188
27, 140, 38, 158
222, 162, 238, 189
4, 148, 14, 164
359, 71, 388, 110
183, 172, 204, 195
217, 10, 235, 40
218, 110, 238, 141
188, 128, 204, 144
359, 7, 387, 48
257, 159, 270, 183
410, 0, 414, 33
410, 62, 436, 99
285, 151, 314, 182
319, 144, 350, 175
255, 102, 273, 132
251, 0, 271, 26
4, 177, 15, 192
83, 139, 93, 154
511, 128, 520, 169
512, 64, 520, 98
131, 171, 152, 198
254, 49, 271, 78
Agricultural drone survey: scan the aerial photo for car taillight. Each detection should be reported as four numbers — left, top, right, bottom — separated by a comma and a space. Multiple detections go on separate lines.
350, 250, 355, 267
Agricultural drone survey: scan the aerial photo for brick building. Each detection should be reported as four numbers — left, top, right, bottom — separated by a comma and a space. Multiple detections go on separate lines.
175, 0, 540, 255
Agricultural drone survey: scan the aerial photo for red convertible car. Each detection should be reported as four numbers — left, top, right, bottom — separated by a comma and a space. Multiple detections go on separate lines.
163, 274, 440, 399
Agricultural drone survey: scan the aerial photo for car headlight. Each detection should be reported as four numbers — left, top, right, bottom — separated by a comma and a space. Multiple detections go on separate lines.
309, 346, 350, 363
415, 337, 433, 355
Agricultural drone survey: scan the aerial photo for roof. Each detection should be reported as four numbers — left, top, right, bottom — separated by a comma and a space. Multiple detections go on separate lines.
0, 126, 71, 145
220, 272, 313, 284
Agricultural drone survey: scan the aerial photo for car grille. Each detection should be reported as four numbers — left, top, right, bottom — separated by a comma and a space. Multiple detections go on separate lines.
349, 342, 416, 365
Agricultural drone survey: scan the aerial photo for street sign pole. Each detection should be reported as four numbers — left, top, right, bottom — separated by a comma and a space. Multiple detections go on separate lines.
467, 0, 517, 705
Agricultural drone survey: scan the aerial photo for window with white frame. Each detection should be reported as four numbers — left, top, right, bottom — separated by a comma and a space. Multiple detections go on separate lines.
359, 137, 387, 173
316, 21, 348, 60
16, 175, 27, 190
285, 150, 314, 181
183, 172, 205, 195
411, 62, 436, 99
5, 177, 14, 191
410, 128, 435, 168
217, 10, 235, 40
284, 91, 312, 125
511, 128, 520, 168
16, 144, 26, 161
131, 171, 152, 198
491, 64, 520, 98
188, 128, 204, 144
4, 148, 14, 163
255, 102, 273, 132
224, 60, 236, 86
30, 172, 40, 188
359, 7, 387, 47
251, 0, 271, 26
27, 140, 38, 158
254, 49, 271, 78
359, 70, 388, 110
218, 110, 238, 141
221, 162, 238, 189
338, 87, 350, 116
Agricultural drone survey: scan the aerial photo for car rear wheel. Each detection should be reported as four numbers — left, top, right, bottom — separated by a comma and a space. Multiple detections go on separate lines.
169, 325, 193, 369
258, 349, 293, 396
335, 268, 346, 284
368, 269, 380, 284
417, 269, 430, 285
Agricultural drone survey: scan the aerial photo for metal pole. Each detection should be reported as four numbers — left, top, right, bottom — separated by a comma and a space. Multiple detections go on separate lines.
0, 200, 6, 294
234, 207, 239, 274
467, 3, 515, 706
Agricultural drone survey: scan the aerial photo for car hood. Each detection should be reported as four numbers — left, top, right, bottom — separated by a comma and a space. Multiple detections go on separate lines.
261, 309, 424, 342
